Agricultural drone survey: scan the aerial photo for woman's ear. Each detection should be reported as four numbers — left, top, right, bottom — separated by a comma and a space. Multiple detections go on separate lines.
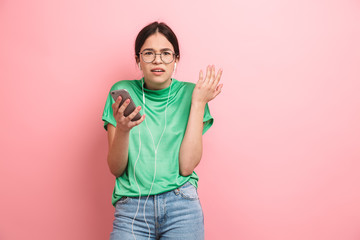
135, 56, 141, 70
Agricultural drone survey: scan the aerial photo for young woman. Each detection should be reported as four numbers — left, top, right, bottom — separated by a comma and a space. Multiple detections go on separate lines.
102, 22, 223, 240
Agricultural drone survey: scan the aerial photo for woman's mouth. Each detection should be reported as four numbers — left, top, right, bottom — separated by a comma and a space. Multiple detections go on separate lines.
151, 68, 165, 75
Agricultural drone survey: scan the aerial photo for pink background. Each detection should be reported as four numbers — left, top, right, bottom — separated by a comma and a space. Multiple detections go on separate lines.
1, 0, 360, 239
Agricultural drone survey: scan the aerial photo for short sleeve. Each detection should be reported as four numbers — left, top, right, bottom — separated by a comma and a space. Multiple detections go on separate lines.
102, 88, 117, 131
202, 103, 213, 134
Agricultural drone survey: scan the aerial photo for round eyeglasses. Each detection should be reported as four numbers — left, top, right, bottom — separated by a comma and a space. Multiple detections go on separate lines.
140, 49, 176, 64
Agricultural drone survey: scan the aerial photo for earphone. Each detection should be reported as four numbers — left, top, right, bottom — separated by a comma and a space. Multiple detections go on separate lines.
138, 62, 141, 70
131, 78, 173, 240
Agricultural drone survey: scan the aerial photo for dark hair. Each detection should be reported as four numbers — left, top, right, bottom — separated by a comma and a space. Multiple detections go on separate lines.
135, 22, 180, 61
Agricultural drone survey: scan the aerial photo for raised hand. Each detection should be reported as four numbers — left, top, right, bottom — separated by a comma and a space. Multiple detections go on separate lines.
192, 65, 223, 105
111, 96, 145, 132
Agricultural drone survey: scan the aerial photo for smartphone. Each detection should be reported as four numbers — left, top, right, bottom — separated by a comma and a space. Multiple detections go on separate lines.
110, 89, 142, 121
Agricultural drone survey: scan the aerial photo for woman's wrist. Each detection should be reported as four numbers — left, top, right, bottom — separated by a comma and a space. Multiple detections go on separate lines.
114, 126, 130, 136
191, 100, 206, 109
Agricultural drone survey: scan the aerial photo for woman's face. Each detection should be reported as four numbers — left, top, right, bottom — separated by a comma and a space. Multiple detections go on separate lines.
137, 32, 178, 90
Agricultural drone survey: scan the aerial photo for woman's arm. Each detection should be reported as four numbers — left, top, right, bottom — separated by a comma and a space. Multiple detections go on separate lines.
107, 97, 145, 178
107, 124, 130, 178
179, 65, 223, 176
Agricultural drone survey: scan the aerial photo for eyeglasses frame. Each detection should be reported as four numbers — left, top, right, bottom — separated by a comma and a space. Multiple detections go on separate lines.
139, 49, 177, 64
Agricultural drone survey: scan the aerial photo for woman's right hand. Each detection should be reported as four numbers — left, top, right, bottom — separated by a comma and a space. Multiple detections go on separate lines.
111, 96, 145, 132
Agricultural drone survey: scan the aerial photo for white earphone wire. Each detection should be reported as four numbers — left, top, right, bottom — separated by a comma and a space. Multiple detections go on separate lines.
131, 78, 173, 240
131, 124, 142, 239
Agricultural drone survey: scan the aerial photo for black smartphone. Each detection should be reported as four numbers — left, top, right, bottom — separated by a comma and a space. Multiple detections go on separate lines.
110, 89, 141, 121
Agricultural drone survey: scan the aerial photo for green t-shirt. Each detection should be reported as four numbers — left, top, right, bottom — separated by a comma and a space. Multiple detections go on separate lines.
102, 78, 213, 206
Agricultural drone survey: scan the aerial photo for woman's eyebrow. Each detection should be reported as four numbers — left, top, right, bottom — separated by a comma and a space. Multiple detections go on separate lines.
142, 48, 173, 52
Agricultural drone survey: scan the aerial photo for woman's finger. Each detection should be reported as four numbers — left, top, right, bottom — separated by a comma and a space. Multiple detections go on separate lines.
118, 98, 130, 116
198, 70, 203, 83
204, 65, 211, 84
213, 84, 223, 98
211, 65, 215, 83
212, 68, 223, 88
126, 106, 142, 121
216, 84, 223, 93
130, 114, 146, 127
112, 96, 122, 112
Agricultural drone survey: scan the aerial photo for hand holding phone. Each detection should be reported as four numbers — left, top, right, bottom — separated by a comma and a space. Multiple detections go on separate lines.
111, 89, 142, 121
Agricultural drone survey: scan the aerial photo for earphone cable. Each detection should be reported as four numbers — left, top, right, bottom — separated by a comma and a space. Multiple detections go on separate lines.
131, 78, 173, 240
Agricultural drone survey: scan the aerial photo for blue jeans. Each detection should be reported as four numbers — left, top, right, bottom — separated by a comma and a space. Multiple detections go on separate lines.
109, 182, 204, 240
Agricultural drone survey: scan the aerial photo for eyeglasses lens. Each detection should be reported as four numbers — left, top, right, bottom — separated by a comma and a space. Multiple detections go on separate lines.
141, 50, 174, 64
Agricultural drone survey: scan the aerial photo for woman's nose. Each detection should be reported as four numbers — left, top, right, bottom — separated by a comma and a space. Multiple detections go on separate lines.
153, 54, 162, 64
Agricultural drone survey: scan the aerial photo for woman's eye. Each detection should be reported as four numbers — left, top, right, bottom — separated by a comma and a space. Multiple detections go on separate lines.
162, 51, 172, 56
144, 51, 154, 55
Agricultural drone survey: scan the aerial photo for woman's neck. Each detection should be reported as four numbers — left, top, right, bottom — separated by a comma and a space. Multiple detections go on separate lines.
144, 78, 172, 90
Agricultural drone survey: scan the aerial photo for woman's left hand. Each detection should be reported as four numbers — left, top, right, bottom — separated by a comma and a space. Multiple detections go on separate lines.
192, 65, 223, 105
